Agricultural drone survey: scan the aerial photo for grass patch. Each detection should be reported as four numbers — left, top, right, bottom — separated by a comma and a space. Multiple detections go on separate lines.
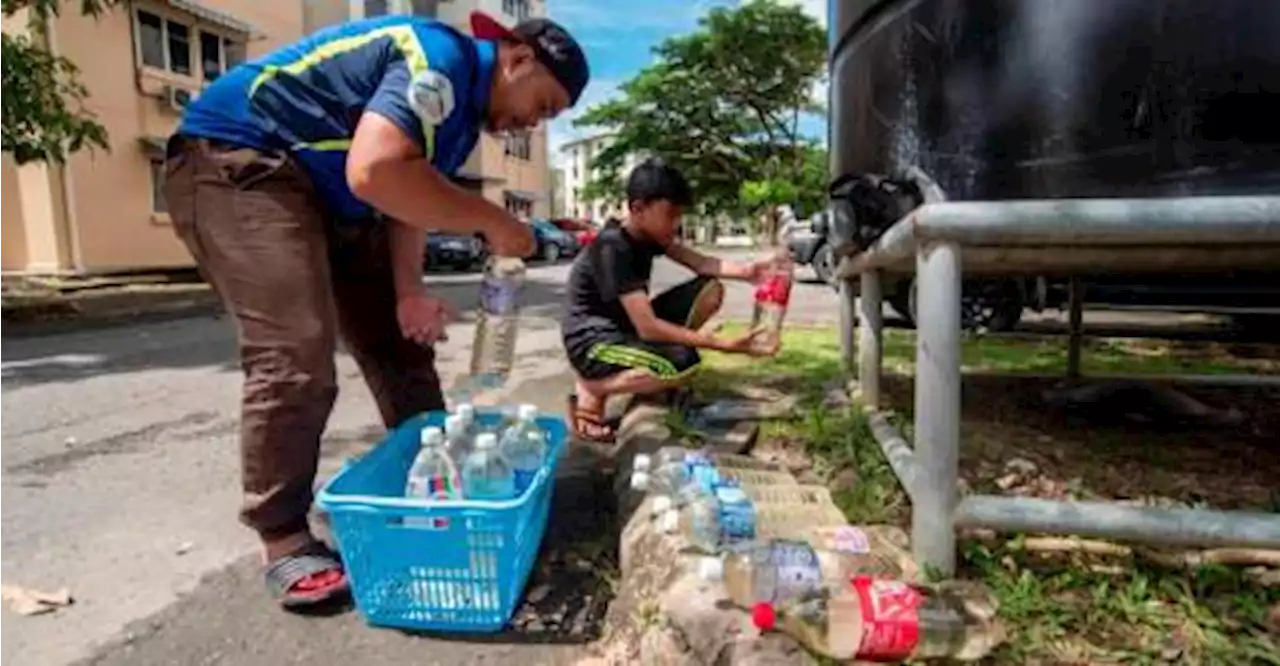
696, 324, 1279, 664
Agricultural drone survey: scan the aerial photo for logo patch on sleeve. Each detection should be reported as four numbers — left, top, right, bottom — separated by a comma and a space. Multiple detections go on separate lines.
407, 70, 455, 126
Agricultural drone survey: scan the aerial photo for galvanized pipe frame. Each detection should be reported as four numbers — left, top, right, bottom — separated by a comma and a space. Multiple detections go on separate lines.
839, 193, 1280, 576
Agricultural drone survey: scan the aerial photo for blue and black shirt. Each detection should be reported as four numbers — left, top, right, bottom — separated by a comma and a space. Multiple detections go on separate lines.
178, 15, 494, 221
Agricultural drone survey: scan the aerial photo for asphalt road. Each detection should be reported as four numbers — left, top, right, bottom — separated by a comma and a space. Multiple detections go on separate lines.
0, 250, 842, 666
0, 249, 1236, 665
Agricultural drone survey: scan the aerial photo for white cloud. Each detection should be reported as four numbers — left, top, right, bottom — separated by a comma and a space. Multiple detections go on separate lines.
777, 0, 828, 27
550, 0, 727, 32
548, 78, 620, 167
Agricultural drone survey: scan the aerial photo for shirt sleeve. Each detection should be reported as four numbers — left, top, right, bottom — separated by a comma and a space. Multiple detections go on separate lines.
363, 27, 471, 161
596, 238, 648, 302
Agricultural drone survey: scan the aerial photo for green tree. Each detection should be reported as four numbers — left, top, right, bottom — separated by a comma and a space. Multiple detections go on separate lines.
574, 0, 827, 242
2, 0, 117, 164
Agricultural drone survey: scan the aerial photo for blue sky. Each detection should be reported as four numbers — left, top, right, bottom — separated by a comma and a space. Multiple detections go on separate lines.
544, 0, 827, 167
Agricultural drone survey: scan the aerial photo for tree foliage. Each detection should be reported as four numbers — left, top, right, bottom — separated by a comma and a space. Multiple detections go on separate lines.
2, 0, 117, 164
574, 0, 827, 227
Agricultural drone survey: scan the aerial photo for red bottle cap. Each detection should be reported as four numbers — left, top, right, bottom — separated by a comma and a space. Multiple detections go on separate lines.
751, 602, 777, 630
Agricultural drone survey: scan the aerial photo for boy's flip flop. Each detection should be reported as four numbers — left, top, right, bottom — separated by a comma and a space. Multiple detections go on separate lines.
264, 541, 350, 609
567, 394, 617, 445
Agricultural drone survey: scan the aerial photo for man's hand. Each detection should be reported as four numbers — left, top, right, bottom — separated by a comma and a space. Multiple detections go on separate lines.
746, 250, 793, 282
396, 289, 454, 345
484, 214, 536, 258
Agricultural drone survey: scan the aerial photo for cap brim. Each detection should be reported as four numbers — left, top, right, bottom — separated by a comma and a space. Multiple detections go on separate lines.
470, 11, 518, 41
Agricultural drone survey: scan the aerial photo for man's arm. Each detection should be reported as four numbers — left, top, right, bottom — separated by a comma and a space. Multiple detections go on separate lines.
390, 220, 427, 297
664, 242, 757, 281
347, 57, 532, 257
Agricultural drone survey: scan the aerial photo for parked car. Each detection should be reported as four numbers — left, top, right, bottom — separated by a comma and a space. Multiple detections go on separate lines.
551, 217, 601, 247
423, 232, 485, 271
531, 220, 580, 262
785, 211, 839, 286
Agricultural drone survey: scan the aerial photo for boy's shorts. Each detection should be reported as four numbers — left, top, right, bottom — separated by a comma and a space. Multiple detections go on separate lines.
565, 276, 717, 381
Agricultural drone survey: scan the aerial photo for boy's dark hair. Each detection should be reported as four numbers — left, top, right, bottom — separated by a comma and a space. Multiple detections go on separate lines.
626, 158, 694, 208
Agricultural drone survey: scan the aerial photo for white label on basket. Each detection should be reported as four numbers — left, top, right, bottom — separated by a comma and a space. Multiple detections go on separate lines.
401, 515, 451, 530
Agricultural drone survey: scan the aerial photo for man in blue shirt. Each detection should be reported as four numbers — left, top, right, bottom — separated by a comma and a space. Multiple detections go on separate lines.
163, 11, 588, 608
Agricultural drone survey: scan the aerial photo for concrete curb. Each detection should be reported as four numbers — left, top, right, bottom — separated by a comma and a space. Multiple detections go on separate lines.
2, 285, 222, 337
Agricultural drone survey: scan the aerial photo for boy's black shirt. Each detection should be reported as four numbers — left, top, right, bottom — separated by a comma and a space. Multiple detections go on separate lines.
562, 224, 666, 345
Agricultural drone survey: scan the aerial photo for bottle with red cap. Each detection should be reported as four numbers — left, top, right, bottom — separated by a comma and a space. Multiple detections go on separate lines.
749, 250, 794, 354
750, 575, 1002, 662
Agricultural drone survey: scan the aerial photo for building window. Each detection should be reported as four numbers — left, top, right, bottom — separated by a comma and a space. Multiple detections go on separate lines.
200, 31, 222, 80
504, 193, 533, 218
150, 159, 168, 214
167, 20, 191, 75
502, 0, 530, 21
135, 9, 246, 81
365, 0, 389, 17
504, 130, 531, 160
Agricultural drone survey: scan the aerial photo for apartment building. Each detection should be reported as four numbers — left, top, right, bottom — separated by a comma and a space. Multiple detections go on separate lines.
560, 132, 642, 221
2, 1, 304, 274
2, 0, 549, 274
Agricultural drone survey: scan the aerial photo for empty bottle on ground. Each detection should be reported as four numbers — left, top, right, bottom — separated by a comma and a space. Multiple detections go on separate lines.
632, 450, 798, 501
469, 256, 526, 392
697, 528, 914, 608
750, 253, 793, 353
659, 486, 851, 548
461, 432, 515, 500
499, 403, 545, 494
751, 575, 1002, 662
405, 426, 463, 500
658, 481, 758, 552
646, 446, 784, 472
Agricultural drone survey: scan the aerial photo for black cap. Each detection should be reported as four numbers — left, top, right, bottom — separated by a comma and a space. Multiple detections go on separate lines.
470, 12, 590, 106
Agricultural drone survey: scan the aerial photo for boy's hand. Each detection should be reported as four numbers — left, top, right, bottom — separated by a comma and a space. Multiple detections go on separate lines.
396, 288, 454, 345
719, 329, 780, 357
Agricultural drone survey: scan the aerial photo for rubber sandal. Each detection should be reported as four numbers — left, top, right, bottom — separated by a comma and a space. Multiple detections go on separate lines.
264, 541, 350, 609
567, 394, 617, 444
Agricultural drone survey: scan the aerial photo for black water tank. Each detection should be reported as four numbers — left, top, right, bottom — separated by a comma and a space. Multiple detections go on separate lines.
829, 0, 1280, 202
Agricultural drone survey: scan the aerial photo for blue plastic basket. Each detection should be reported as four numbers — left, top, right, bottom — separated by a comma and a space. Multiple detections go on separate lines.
316, 409, 568, 633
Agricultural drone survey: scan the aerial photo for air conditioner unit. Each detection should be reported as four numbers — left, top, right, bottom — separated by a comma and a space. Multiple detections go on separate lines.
162, 86, 195, 113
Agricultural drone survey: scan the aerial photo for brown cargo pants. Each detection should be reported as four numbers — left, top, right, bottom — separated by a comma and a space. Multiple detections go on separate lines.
163, 137, 445, 540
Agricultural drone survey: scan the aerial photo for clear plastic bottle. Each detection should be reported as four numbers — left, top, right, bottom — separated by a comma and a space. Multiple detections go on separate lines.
461, 432, 515, 500
750, 254, 793, 353
646, 446, 784, 472
469, 255, 526, 391
658, 482, 758, 552
404, 426, 462, 500
697, 532, 911, 608
632, 453, 797, 506
659, 493, 850, 546
455, 403, 481, 437
499, 403, 545, 495
751, 575, 1002, 662
443, 414, 472, 461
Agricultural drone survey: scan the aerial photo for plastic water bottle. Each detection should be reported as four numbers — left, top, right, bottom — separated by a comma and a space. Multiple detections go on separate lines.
632, 451, 798, 500
750, 576, 1002, 662
461, 432, 515, 500
443, 414, 472, 460
404, 426, 462, 500
454, 403, 480, 435
657, 481, 758, 553
499, 404, 545, 495
469, 256, 526, 391
750, 254, 793, 353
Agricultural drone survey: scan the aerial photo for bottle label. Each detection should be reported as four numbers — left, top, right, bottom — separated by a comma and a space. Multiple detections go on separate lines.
753, 274, 792, 306
427, 474, 456, 500
850, 576, 924, 660
687, 460, 722, 492
480, 277, 521, 316
768, 541, 822, 601
831, 526, 871, 554
714, 485, 757, 542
